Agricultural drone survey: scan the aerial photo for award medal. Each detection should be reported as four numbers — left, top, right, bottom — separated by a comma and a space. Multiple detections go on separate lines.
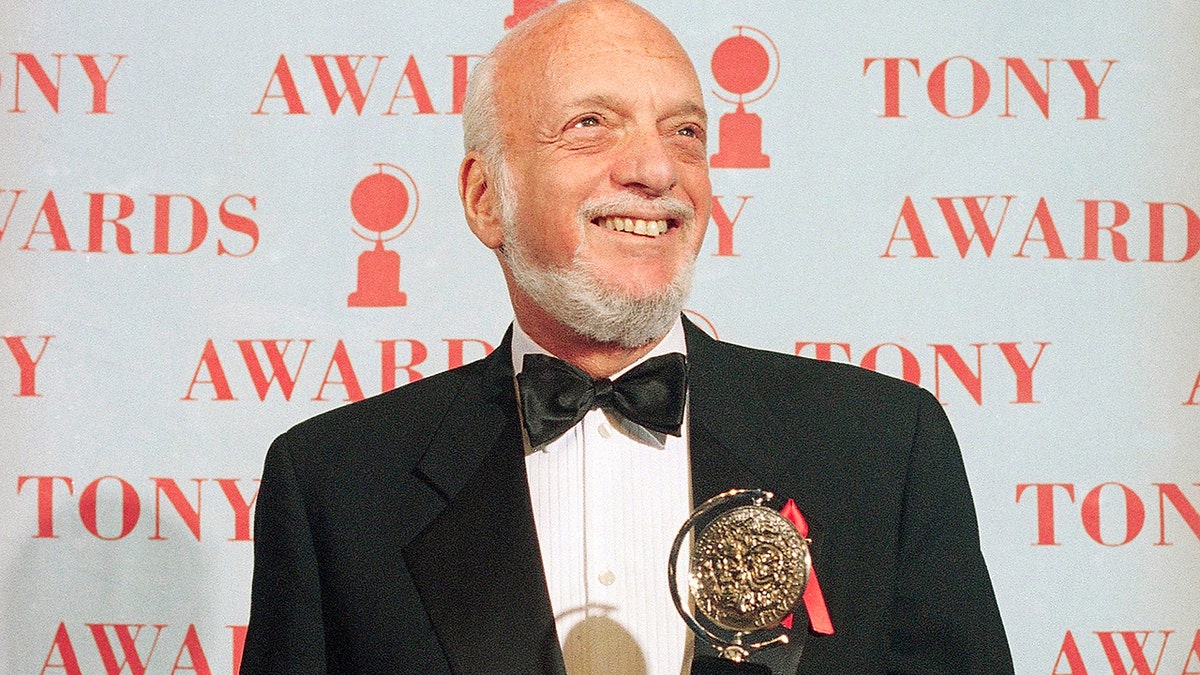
669, 489, 812, 663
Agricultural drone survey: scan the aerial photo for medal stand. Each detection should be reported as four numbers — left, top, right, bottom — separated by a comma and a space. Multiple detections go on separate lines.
348, 240, 406, 307
691, 655, 772, 675
710, 103, 770, 169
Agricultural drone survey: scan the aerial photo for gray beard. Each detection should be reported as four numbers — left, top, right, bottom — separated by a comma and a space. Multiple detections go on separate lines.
494, 166, 696, 349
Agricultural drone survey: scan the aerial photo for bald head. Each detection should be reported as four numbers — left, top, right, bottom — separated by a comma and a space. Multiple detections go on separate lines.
462, 0, 702, 165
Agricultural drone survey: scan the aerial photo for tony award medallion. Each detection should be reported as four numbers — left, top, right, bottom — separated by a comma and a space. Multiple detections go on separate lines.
669, 489, 811, 665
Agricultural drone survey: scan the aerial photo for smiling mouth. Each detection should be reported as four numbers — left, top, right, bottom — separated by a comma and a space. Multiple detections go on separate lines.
594, 215, 674, 238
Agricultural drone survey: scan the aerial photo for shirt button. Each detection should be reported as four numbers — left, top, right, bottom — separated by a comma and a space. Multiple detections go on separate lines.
597, 423, 612, 439
598, 570, 616, 586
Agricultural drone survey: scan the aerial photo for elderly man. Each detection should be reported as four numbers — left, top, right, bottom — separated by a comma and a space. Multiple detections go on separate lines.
241, 1, 1013, 673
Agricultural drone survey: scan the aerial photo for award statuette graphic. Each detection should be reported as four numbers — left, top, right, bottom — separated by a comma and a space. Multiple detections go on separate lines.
709, 26, 780, 169
347, 164, 418, 308
669, 489, 811, 665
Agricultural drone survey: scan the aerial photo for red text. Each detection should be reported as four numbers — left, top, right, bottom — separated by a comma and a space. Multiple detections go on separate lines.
863, 56, 1116, 120
0, 190, 259, 256
4, 53, 125, 114
16, 475, 259, 542
3, 334, 52, 396
252, 53, 482, 116
39, 622, 246, 675
1052, 629, 1200, 675
182, 337, 495, 402
794, 340, 1049, 406
1016, 482, 1200, 546
882, 195, 1200, 262
710, 194, 750, 257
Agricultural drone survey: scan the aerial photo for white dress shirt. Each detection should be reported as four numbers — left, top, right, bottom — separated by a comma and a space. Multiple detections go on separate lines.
513, 319, 692, 675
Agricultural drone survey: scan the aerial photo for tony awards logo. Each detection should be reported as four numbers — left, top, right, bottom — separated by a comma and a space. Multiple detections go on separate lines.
347, 164, 418, 308
710, 26, 780, 169
505, 0, 556, 28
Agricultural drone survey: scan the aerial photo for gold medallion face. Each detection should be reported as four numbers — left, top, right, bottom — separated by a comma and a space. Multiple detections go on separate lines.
689, 505, 810, 632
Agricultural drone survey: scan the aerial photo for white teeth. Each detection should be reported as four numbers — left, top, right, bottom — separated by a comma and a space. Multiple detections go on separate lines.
597, 216, 670, 237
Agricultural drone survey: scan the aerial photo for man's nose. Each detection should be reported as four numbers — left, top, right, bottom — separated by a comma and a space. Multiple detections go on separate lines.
610, 129, 679, 197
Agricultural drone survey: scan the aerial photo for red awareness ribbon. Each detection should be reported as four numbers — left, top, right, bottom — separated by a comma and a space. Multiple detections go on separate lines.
779, 498, 835, 635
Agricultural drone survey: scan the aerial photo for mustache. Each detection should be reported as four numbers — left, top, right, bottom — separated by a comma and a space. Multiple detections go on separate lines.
577, 192, 696, 225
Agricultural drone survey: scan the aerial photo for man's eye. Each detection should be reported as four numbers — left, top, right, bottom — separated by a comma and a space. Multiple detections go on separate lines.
677, 125, 702, 138
574, 116, 601, 128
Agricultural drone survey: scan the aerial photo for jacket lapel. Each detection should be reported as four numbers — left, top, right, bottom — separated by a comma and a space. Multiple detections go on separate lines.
685, 319, 818, 673
403, 331, 566, 674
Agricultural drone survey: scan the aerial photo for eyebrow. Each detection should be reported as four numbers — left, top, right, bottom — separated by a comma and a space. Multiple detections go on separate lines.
564, 94, 708, 123
561, 94, 626, 115
672, 101, 708, 124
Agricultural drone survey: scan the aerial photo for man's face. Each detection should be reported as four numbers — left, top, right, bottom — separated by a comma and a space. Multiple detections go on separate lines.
494, 6, 712, 317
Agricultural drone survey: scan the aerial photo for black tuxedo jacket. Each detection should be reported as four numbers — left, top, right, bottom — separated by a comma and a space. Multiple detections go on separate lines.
241, 320, 1013, 674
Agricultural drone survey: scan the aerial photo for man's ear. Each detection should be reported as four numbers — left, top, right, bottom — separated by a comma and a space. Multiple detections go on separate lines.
459, 151, 505, 250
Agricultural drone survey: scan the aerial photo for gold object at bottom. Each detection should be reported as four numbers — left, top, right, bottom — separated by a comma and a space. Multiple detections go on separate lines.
669, 489, 811, 663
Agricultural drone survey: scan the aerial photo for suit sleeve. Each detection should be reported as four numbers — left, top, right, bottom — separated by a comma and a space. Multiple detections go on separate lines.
884, 390, 1014, 675
240, 433, 327, 674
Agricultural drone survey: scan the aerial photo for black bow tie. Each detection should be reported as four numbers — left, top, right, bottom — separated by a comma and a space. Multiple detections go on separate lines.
516, 352, 687, 447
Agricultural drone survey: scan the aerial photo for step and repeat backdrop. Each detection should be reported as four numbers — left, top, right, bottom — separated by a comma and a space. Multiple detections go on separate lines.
2, 1, 1198, 673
